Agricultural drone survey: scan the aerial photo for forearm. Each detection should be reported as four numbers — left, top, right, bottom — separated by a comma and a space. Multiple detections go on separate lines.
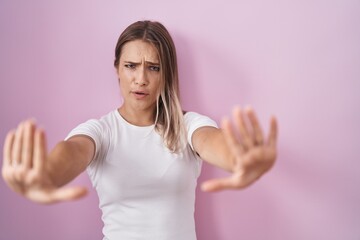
47, 139, 92, 187
193, 127, 234, 172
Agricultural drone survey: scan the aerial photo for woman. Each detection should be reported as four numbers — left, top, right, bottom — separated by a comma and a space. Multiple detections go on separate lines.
2, 20, 278, 239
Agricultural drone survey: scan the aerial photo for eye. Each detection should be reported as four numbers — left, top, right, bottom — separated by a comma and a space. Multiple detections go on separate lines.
149, 66, 160, 72
125, 63, 135, 69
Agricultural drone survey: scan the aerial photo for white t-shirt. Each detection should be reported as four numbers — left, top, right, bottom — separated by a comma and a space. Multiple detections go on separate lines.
66, 110, 218, 240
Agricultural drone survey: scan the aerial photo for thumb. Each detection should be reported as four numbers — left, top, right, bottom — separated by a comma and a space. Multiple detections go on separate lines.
201, 177, 238, 192
50, 186, 88, 203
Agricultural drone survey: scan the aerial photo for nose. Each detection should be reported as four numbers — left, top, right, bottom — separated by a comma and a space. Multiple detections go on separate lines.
135, 66, 148, 86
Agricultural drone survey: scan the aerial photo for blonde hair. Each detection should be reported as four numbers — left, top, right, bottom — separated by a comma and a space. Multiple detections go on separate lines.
114, 20, 186, 152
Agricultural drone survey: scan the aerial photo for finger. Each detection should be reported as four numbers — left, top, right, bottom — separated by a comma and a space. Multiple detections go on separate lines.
21, 120, 35, 169
221, 117, 244, 157
49, 187, 88, 203
201, 176, 244, 192
246, 107, 264, 145
267, 116, 278, 147
12, 122, 25, 166
3, 130, 16, 168
33, 128, 47, 173
233, 106, 253, 149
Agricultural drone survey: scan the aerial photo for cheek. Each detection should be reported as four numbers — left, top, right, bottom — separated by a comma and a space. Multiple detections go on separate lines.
118, 70, 132, 87
118, 70, 128, 81
118, 76, 130, 95
151, 79, 162, 95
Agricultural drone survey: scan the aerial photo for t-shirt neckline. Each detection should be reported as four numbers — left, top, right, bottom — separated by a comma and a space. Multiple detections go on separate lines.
114, 109, 155, 130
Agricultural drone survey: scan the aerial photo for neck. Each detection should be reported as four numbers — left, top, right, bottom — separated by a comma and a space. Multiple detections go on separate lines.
118, 105, 156, 126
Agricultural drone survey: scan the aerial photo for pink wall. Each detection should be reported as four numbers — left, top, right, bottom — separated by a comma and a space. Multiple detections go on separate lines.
1, 1, 359, 239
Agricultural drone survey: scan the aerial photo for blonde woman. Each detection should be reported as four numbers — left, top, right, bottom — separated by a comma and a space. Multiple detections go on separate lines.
2, 20, 278, 240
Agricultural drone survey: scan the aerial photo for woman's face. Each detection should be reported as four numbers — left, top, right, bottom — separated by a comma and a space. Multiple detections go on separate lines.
117, 40, 161, 113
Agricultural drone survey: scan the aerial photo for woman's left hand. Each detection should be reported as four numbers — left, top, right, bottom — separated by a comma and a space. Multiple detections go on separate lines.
201, 106, 278, 192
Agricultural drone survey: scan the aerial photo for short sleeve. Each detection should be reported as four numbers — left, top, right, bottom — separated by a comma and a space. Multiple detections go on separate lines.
184, 112, 218, 150
65, 119, 110, 186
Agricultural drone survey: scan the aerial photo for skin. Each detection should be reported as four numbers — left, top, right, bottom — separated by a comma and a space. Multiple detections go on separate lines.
1, 39, 278, 204
193, 107, 278, 191
117, 40, 161, 126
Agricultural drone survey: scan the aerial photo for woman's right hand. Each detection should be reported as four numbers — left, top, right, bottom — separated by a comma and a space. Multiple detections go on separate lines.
2, 120, 87, 204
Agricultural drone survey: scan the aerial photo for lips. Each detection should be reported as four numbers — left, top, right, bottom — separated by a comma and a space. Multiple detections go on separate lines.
132, 90, 149, 95
131, 90, 149, 99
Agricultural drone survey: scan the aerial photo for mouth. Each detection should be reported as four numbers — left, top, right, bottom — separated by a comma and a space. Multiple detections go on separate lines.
131, 90, 149, 98
132, 91, 149, 95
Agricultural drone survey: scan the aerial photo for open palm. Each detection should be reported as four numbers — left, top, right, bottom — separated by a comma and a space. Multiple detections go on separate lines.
2, 121, 87, 204
202, 107, 278, 191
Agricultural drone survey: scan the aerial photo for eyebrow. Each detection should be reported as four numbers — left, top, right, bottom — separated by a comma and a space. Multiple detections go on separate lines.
124, 60, 160, 65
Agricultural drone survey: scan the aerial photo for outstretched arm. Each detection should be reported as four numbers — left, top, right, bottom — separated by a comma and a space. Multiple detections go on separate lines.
192, 106, 278, 192
2, 120, 94, 204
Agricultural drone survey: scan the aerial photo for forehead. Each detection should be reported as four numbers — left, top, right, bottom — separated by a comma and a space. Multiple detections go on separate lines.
120, 40, 159, 62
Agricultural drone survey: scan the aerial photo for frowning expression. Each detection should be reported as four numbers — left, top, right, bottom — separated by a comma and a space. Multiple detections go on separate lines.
117, 40, 161, 113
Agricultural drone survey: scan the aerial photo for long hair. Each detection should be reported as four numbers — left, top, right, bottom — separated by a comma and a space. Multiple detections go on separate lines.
114, 20, 186, 152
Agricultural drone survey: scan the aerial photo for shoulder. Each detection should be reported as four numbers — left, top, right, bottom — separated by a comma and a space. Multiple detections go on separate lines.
65, 110, 117, 140
184, 111, 218, 129
85, 110, 120, 129
183, 111, 218, 149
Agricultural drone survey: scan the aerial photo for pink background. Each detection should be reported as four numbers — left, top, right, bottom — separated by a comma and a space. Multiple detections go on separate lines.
1, 1, 359, 239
